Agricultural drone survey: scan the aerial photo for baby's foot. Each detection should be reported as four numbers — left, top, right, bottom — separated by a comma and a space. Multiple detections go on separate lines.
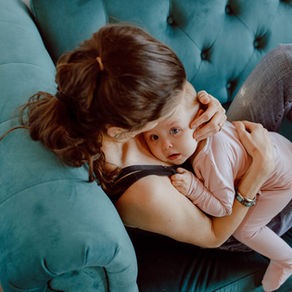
262, 259, 292, 291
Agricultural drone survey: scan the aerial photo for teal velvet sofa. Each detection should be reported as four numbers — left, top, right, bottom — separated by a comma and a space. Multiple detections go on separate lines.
0, 0, 291, 291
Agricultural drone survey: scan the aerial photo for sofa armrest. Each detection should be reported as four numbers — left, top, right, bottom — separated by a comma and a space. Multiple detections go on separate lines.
0, 0, 138, 290
0, 131, 138, 291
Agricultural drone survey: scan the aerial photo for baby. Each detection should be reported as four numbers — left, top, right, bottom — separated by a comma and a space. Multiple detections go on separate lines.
143, 81, 292, 292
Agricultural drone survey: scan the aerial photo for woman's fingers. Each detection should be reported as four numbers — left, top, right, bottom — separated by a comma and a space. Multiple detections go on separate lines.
233, 120, 274, 176
191, 91, 226, 141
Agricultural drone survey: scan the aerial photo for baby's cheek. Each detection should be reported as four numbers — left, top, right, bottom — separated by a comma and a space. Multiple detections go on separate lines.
150, 145, 162, 159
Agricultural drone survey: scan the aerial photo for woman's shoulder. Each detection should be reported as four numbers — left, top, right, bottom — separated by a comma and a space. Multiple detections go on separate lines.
109, 164, 176, 202
116, 172, 213, 245
122, 168, 176, 200
117, 168, 185, 211
115, 174, 178, 228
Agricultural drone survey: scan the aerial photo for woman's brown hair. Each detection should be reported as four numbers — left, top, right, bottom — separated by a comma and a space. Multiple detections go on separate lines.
18, 24, 186, 187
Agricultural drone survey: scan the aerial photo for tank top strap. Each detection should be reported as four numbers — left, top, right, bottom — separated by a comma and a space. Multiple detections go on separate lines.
110, 165, 177, 203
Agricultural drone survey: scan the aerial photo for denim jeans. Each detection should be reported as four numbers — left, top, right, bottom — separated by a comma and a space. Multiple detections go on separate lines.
224, 45, 292, 247
228, 44, 292, 130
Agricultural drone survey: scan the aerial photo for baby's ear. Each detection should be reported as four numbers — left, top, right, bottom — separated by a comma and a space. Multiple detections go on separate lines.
106, 126, 124, 138
106, 126, 133, 141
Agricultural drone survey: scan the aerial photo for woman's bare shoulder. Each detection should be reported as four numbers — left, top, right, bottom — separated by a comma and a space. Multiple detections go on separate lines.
115, 175, 174, 227
117, 174, 175, 210
115, 174, 212, 245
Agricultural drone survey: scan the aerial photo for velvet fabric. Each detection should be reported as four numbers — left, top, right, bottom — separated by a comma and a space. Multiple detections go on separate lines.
0, 0, 137, 291
30, 0, 292, 139
0, 0, 291, 291
30, 0, 292, 105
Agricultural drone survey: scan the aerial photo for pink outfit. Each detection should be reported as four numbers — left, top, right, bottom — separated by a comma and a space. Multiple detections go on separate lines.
188, 121, 292, 291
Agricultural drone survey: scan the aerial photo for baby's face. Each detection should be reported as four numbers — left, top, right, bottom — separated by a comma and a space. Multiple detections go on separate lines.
144, 82, 200, 165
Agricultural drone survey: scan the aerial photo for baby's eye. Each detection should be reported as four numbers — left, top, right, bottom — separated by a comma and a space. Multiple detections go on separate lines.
149, 134, 159, 141
169, 127, 181, 136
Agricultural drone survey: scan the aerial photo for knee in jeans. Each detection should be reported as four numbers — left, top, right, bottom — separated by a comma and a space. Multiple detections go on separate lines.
271, 44, 292, 64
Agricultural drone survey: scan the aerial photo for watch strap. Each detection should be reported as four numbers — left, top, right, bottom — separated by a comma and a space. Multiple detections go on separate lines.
235, 191, 256, 207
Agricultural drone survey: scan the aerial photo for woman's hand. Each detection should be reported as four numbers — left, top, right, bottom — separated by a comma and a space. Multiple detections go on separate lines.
233, 120, 275, 198
190, 91, 226, 141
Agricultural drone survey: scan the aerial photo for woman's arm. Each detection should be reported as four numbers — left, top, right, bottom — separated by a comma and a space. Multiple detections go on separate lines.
206, 121, 275, 246
232, 120, 274, 194
191, 91, 227, 141
116, 122, 274, 248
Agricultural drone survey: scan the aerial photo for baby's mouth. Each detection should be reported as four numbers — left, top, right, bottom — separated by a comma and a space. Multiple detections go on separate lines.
168, 153, 182, 161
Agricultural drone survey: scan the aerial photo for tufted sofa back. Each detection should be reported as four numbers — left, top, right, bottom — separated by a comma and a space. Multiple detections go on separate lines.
30, 0, 292, 104
0, 0, 291, 290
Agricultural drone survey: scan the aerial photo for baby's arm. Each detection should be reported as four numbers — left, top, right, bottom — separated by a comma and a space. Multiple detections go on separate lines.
170, 167, 194, 196
171, 167, 232, 217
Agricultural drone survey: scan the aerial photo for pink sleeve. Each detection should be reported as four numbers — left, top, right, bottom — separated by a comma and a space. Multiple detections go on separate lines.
189, 139, 237, 217
186, 173, 234, 217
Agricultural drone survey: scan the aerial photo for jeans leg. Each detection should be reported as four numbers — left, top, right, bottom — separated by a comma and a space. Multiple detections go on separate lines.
227, 44, 292, 131
227, 44, 292, 243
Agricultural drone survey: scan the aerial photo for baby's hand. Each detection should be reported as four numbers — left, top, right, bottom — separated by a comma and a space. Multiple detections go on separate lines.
170, 167, 194, 196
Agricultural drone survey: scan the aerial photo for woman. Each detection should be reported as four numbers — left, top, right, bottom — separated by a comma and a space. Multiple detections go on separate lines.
15, 24, 289, 250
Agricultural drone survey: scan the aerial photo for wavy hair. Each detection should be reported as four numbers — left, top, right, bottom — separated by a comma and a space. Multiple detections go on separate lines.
17, 24, 186, 188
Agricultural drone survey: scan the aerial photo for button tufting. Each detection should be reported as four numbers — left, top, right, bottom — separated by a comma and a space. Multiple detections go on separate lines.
253, 33, 269, 50
226, 79, 238, 98
225, 4, 232, 15
201, 52, 207, 60
167, 16, 174, 25
254, 40, 260, 49
201, 48, 211, 61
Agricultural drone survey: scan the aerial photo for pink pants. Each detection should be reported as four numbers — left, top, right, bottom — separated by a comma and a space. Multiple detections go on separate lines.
233, 132, 292, 291
234, 187, 292, 291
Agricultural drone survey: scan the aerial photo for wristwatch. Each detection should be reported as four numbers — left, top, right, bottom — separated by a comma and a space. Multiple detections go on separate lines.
235, 191, 256, 207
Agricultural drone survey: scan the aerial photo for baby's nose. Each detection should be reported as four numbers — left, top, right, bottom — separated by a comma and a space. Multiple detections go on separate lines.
163, 140, 173, 150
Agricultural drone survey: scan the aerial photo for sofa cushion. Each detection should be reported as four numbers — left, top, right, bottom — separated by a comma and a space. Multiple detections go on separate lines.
30, 0, 292, 104
0, 130, 138, 291
30, 0, 107, 62
0, 0, 138, 291
128, 228, 292, 292
0, 0, 55, 127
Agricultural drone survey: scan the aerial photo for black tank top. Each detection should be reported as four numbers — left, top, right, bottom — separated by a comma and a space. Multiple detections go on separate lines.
109, 165, 177, 203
